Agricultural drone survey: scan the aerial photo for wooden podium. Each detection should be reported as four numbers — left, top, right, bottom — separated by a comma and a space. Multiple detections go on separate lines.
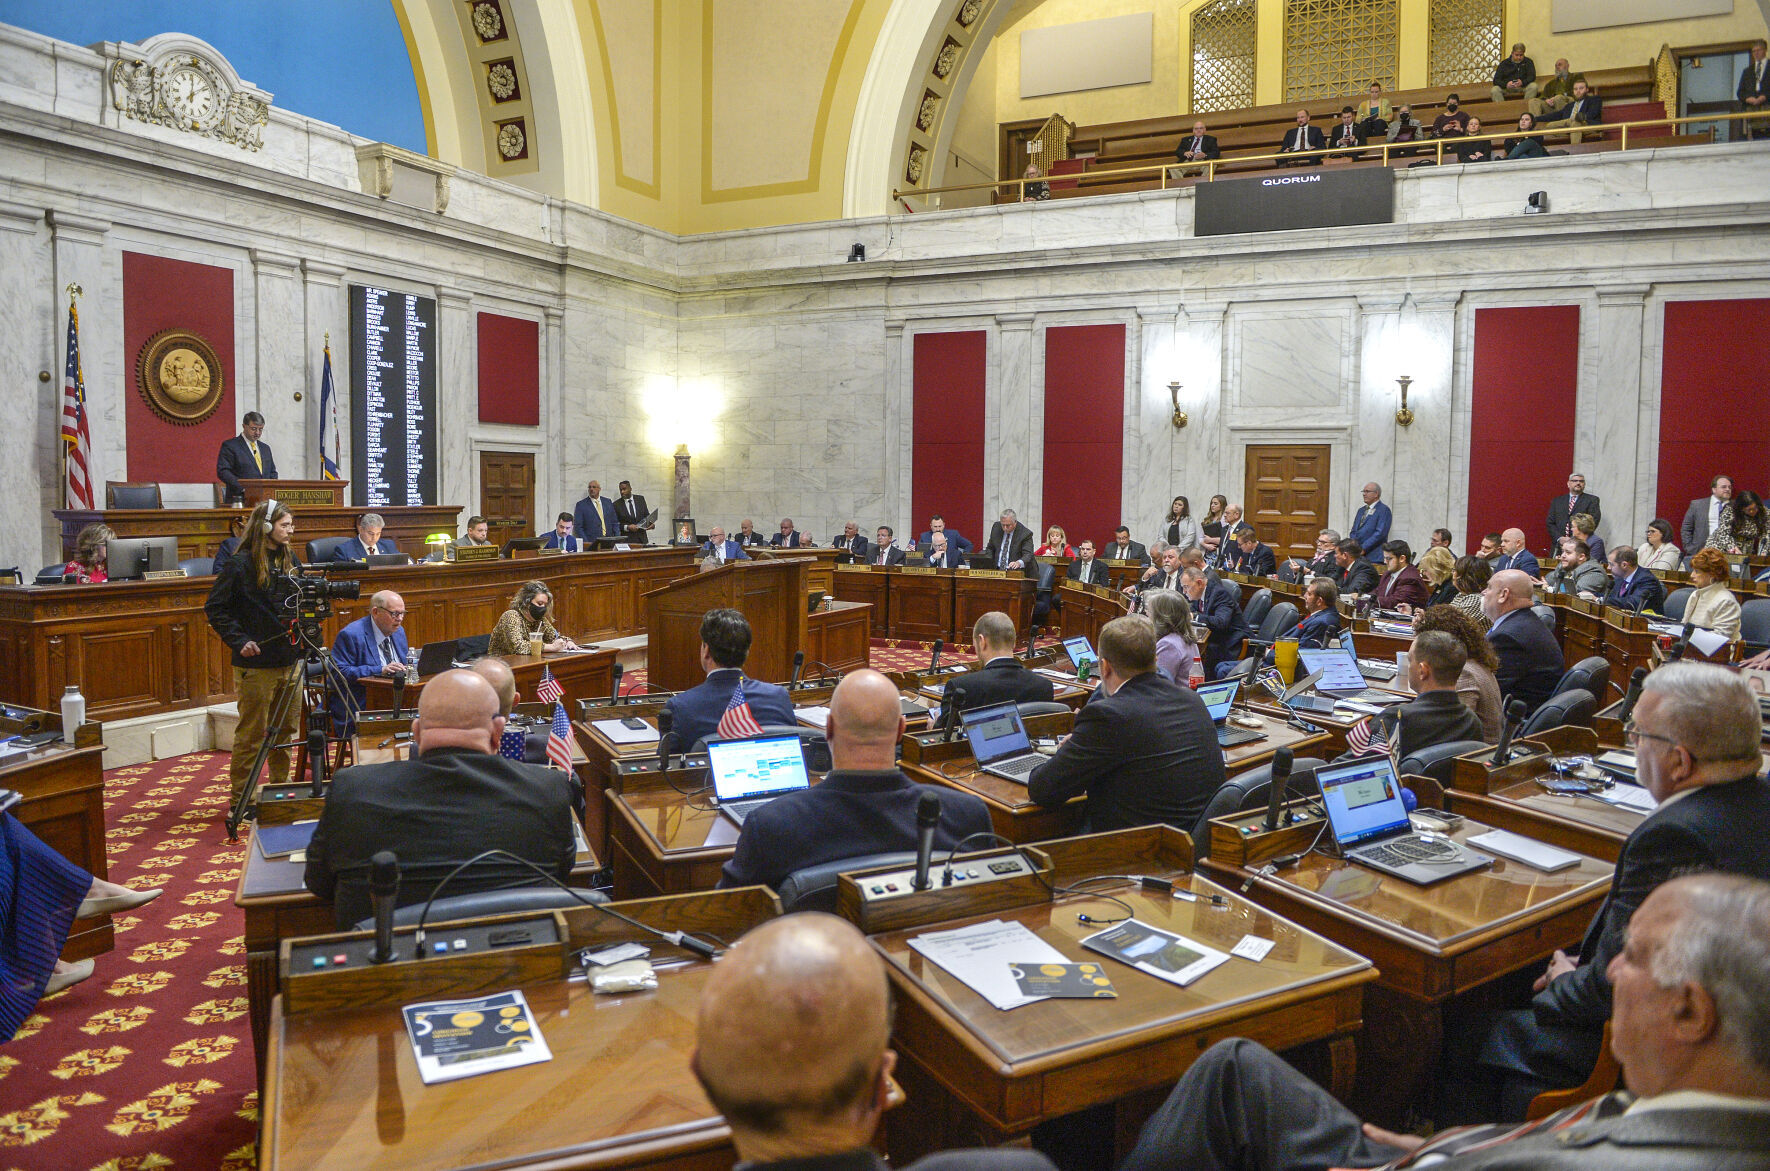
236, 479, 345, 507
643, 557, 811, 690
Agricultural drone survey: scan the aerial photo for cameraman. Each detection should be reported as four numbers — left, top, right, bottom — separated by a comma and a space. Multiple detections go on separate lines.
205, 498, 303, 806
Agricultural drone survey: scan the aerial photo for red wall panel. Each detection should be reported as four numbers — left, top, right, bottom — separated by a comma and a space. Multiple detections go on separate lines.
1657, 299, 1770, 525
912, 331, 987, 543
123, 252, 236, 482
477, 312, 540, 425
1042, 324, 1125, 550
1467, 306, 1580, 554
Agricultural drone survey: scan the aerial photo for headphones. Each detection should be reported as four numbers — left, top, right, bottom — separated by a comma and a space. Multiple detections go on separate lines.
262, 499, 278, 533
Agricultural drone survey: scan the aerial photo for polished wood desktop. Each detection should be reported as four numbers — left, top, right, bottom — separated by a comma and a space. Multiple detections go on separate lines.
4, 714, 111, 961
862, 828, 1376, 1160
53, 503, 458, 562
361, 648, 618, 708
260, 888, 782, 1171
604, 774, 740, 899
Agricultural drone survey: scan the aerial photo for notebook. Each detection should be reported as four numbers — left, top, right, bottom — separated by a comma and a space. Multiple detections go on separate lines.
705, 735, 812, 825
1315, 757, 1491, 884
1197, 680, 1265, 747
960, 702, 1046, 783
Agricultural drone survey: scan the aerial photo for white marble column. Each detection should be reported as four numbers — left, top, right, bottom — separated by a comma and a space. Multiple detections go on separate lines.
1127, 306, 1178, 535
1, 200, 51, 570
541, 305, 565, 519
990, 313, 1036, 519
884, 322, 909, 537
1392, 293, 1459, 546
301, 261, 348, 492
1353, 292, 1406, 539
1589, 285, 1651, 546
250, 249, 305, 475
1175, 299, 1228, 524
48, 211, 114, 496
436, 289, 475, 514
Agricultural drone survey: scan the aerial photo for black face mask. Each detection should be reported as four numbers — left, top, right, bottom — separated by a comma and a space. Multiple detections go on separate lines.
1447, 102, 1459, 111
528, 603, 548, 622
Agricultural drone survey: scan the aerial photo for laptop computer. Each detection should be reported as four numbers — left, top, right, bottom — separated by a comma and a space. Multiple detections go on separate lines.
365, 552, 412, 568
960, 702, 1047, 783
1298, 647, 1400, 703
1265, 669, 1333, 714
1197, 680, 1265, 747
1315, 756, 1492, 884
1339, 632, 1398, 680
1062, 636, 1098, 676
705, 734, 813, 825
413, 638, 460, 678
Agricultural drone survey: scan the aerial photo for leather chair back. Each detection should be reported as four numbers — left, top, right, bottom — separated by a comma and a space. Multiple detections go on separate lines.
1191, 757, 1324, 858
1552, 656, 1610, 703
1520, 688, 1597, 736
105, 480, 163, 509
1662, 587, 1692, 622
353, 885, 608, 931
1242, 589, 1274, 630
178, 557, 216, 577
1397, 739, 1488, 789
1015, 701, 1070, 719
1740, 598, 1770, 653
305, 536, 351, 564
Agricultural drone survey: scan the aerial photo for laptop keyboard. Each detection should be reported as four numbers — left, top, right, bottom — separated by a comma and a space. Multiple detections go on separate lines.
1217, 726, 1265, 747
1358, 837, 1454, 867
988, 755, 1042, 780
1358, 659, 1398, 679
722, 798, 770, 823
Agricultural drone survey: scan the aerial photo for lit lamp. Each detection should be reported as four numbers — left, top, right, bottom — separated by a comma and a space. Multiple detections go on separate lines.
1394, 375, 1415, 427
1168, 381, 1188, 429
426, 532, 454, 562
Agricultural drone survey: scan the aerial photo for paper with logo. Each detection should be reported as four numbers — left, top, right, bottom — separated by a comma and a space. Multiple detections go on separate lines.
1010, 961, 1117, 998
1080, 919, 1230, 987
402, 989, 552, 1084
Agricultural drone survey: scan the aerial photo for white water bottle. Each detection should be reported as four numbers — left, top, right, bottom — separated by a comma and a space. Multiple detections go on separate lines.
61, 684, 86, 742
405, 647, 420, 683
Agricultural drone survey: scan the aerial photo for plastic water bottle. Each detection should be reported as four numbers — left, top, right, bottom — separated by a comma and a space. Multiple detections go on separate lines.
61, 684, 85, 742
405, 647, 420, 683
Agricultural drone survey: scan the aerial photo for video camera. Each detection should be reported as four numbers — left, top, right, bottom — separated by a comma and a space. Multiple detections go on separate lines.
277, 565, 361, 647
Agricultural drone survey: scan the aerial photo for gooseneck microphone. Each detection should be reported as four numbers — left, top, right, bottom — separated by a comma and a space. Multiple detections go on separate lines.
656, 707, 674, 772
1616, 666, 1648, 724
1024, 624, 1040, 657
308, 729, 327, 797
911, 792, 941, 891
1491, 698, 1528, 764
390, 672, 406, 721
1667, 621, 1695, 663
790, 651, 804, 688
369, 851, 400, 964
943, 682, 966, 742
929, 638, 944, 673
1264, 747, 1293, 832
609, 662, 625, 704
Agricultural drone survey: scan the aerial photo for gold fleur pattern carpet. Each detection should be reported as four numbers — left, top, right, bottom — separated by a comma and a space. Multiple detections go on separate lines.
2, 752, 258, 1171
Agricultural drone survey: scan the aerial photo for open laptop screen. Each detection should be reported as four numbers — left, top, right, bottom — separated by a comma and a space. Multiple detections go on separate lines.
706, 736, 811, 802
1198, 680, 1238, 722
960, 702, 1031, 765
1316, 757, 1411, 848
1063, 637, 1098, 674
1298, 647, 1366, 692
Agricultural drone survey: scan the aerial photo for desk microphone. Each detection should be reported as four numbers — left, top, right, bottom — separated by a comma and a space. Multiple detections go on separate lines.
390, 672, 406, 721
609, 662, 624, 704
308, 729, 327, 797
929, 638, 944, 673
369, 851, 400, 964
1667, 621, 1695, 662
1264, 747, 1293, 831
911, 793, 941, 891
1616, 666, 1647, 724
1023, 624, 1040, 657
943, 682, 966, 741
656, 707, 674, 772
1491, 698, 1528, 764
790, 651, 804, 688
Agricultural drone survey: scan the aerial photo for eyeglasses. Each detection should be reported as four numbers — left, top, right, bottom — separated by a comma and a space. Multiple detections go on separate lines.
1622, 720, 1675, 748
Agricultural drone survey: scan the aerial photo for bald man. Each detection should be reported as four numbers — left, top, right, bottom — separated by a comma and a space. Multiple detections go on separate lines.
304, 669, 577, 928
718, 669, 991, 891
1491, 527, 1541, 577
330, 589, 410, 728
1481, 568, 1563, 713
694, 913, 1056, 1171
467, 655, 518, 717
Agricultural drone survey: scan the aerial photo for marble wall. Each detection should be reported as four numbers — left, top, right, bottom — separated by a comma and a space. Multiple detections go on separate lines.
4, 23, 1770, 579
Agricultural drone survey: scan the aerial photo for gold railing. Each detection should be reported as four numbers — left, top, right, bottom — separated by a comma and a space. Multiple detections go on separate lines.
896, 109, 1758, 206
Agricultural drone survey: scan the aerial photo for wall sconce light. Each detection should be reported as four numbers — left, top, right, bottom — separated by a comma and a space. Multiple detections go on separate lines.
1168, 381, 1188, 429
1395, 375, 1415, 427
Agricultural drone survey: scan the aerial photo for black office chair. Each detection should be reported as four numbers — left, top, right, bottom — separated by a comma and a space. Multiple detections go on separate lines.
1662, 587, 1693, 622
305, 536, 352, 564
1242, 602, 1300, 659
455, 634, 491, 660
177, 556, 216, 577
691, 725, 831, 772
1190, 757, 1325, 859
1241, 588, 1274, 631
1015, 701, 1070, 719
1224, 657, 1260, 685
352, 885, 608, 931
105, 480, 163, 509
775, 851, 919, 913
1740, 598, 1770, 654
1520, 688, 1597, 737
1031, 561, 1058, 627
34, 562, 72, 584
1532, 604, 1557, 632
1552, 656, 1610, 703
1397, 739, 1488, 790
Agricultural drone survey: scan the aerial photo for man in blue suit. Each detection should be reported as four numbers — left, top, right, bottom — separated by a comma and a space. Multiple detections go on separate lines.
333, 513, 401, 562
915, 515, 973, 556
769, 518, 812, 549
664, 609, 797, 750
1347, 483, 1392, 556
573, 480, 619, 545
700, 525, 749, 564
1491, 528, 1542, 578
330, 590, 410, 728
1264, 577, 1342, 664
1604, 546, 1667, 614
542, 514, 582, 552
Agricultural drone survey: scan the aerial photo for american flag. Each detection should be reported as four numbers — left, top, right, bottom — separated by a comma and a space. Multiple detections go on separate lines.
61, 292, 93, 509
1344, 714, 1391, 757
535, 665, 564, 704
546, 702, 573, 771
715, 677, 765, 739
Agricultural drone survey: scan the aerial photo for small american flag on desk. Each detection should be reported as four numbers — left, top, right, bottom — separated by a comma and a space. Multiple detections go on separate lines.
535, 665, 564, 704
546, 702, 573, 771
1344, 715, 1390, 757
716, 678, 765, 739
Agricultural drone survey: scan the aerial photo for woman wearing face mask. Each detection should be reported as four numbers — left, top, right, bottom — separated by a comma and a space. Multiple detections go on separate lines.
488, 579, 577, 655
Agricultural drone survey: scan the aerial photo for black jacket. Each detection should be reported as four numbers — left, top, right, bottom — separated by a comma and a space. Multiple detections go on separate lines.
216, 434, 277, 495
1604, 568, 1666, 614
1104, 540, 1149, 566
1195, 579, 1250, 672
1487, 608, 1564, 713
1228, 543, 1277, 578
1027, 671, 1226, 833
1334, 557, 1380, 596
718, 769, 992, 891
1067, 558, 1109, 586
304, 746, 578, 929
1377, 689, 1485, 762
948, 658, 1055, 714
983, 523, 1038, 575
1174, 133, 1220, 161
204, 552, 300, 669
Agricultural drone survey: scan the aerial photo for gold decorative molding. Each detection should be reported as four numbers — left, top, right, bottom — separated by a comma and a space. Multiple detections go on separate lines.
450, 0, 537, 174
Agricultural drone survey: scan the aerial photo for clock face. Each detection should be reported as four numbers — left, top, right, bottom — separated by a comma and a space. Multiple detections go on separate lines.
165, 66, 220, 127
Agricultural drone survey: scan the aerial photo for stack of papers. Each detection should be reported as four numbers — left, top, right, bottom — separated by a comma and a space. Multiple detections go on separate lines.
591, 719, 657, 745
907, 919, 1071, 1010
1592, 784, 1656, 814
796, 705, 831, 729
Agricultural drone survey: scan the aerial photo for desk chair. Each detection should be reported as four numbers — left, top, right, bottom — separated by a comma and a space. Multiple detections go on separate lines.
1528, 1023, 1618, 1120
1740, 598, 1770, 654
178, 556, 216, 577
1532, 604, 1558, 632
1662, 586, 1692, 622
775, 851, 918, 913
305, 536, 351, 564
1031, 561, 1058, 627
1016, 701, 1070, 719
34, 563, 72, 584
1191, 756, 1324, 858
1397, 739, 1488, 789
1242, 601, 1300, 659
1520, 688, 1597, 737
353, 885, 609, 930
105, 480, 163, 508
1552, 657, 1609, 702
1242, 588, 1274, 631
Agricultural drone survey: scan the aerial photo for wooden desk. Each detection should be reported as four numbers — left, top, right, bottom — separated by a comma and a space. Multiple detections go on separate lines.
893, 571, 958, 642
5, 732, 112, 961
833, 565, 893, 636
869, 828, 1375, 1158
831, 569, 1032, 644
1445, 775, 1642, 864
806, 600, 872, 674
260, 888, 781, 1171
1058, 581, 1131, 643
362, 649, 618, 708
54, 503, 460, 562
605, 777, 740, 899
1200, 814, 1611, 1125
952, 572, 1034, 638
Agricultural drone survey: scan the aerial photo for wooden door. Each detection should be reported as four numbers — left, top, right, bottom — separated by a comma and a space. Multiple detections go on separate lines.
479, 451, 535, 545
1244, 445, 1331, 559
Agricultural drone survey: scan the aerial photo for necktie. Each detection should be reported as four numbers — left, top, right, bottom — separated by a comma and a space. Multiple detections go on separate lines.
381, 637, 395, 666
248, 441, 262, 473
878, 547, 887, 565
998, 535, 1010, 569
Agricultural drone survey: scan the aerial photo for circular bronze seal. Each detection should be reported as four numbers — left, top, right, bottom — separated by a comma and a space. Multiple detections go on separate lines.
136, 329, 224, 424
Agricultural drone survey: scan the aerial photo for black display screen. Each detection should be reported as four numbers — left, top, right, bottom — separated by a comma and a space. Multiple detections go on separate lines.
349, 284, 437, 507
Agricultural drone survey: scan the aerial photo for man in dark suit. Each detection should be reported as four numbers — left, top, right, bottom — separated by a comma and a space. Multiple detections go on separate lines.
1133, 546, 1184, 594
983, 509, 1036, 576
719, 669, 991, 890
1481, 569, 1563, 713
1491, 528, 1541, 577
215, 411, 277, 503
333, 513, 401, 562
1028, 616, 1226, 832
694, 913, 1058, 1171
920, 533, 965, 569
1681, 474, 1733, 557
946, 611, 1054, 715
664, 608, 797, 750
866, 526, 906, 566
1445, 664, 1770, 1123
303, 669, 577, 928
1373, 540, 1430, 609
1739, 39, 1768, 137
1343, 631, 1484, 760
1183, 567, 1250, 677
1066, 539, 1109, 586
1264, 577, 1340, 664
614, 480, 652, 543
573, 480, 619, 545
831, 521, 869, 559
1282, 529, 1341, 582
329, 589, 410, 728
1348, 483, 1391, 556
735, 518, 768, 547
1118, 873, 1770, 1171
1604, 546, 1666, 613
1537, 79, 1603, 142
1174, 120, 1219, 165
1207, 505, 1256, 570
1326, 106, 1366, 157
1331, 538, 1379, 596
770, 518, 812, 549
541, 513, 582, 552
1276, 108, 1326, 165
699, 525, 748, 564
1545, 473, 1602, 545
915, 515, 973, 556
1105, 526, 1149, 566
1228, 530, 1276, 578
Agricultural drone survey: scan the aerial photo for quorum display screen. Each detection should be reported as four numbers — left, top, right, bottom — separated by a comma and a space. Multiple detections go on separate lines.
349, 284, 437, 507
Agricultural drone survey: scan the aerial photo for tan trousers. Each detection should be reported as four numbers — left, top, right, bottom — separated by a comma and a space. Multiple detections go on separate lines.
231, 664, 302, 803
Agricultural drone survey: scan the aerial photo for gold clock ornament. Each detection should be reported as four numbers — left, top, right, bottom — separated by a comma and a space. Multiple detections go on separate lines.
136, 328, 225, 425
